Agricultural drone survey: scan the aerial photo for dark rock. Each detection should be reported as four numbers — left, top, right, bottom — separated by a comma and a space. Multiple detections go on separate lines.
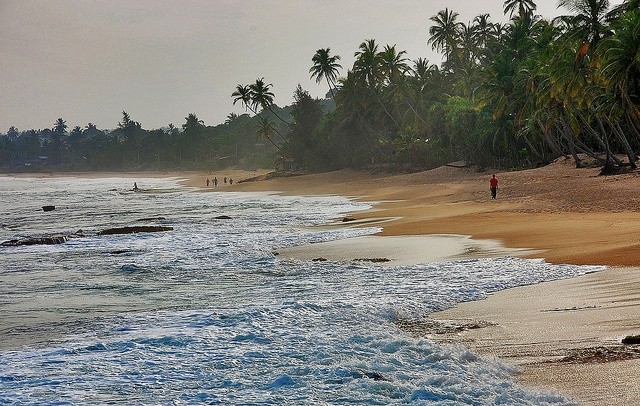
42, 205, 55, 212
342, 217, 357, 222
1, 235, 68, 247
98, 226, 173, 236
110, 249, 133, 255
312, 257, 328, 262
622, 335, 640, 345
214, 215, 232, 220
359, 369, 389, 381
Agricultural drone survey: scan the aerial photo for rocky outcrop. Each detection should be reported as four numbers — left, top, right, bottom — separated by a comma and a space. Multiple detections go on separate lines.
622, 335, 640, 345
1, 235, 68, 247
98, 226, 173, 235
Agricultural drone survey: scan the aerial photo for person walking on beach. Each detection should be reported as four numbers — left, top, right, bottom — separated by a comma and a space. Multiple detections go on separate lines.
489, 174, 498, 199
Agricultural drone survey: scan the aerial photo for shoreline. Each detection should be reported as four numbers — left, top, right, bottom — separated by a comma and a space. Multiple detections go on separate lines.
4, 162, 640, 403
219, 163, 640, 405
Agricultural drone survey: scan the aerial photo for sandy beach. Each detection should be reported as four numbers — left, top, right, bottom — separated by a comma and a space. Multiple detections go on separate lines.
6, 160, 640, 404
225, 159, 640, 405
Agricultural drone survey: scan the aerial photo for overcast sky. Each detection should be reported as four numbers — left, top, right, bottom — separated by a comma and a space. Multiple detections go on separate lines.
0, 0, 614, 132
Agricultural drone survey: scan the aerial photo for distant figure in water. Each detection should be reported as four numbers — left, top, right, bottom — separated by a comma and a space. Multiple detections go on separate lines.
489, 175, 498, 199
224, 177, 227, 184
229, 178, 233, 185
206, 178, 210, 187
133, 182, 139, 191
214, 177, 218, 187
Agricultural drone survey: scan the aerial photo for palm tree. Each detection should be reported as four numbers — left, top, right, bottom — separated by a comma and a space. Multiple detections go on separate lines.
600, 9, 640, 167
379, 44, 409, 85
309, 48, 342, 99
427, 8, 463, 68
352, 39, 400, 128
53, 118, 67, 135
353, 39, 382, 87
182, 113, 204, 138
503, 0, 537, 19
557, 0, 611, 51
249, 78, 290, 125
232, 84, 256, 114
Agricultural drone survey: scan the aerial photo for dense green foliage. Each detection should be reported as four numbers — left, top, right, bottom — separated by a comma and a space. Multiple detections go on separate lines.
2, 1, 639, 173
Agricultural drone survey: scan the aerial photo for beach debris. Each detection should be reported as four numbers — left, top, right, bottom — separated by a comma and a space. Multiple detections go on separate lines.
622, 335, 640, 345
353, 258, 391, 263
214, 215, 232, 220
1, 235, 68, 247
42, 205, 55, 212
342, 216, 357, 222
98, 225, 173, 235
395, 318, 495, 336
312, 257, 327, 262
555, 345, 640, 364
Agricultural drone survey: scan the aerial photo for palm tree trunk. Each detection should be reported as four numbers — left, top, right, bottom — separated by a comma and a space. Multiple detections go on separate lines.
373, 89, 400, 129
537, 118, 566, 158
605, 115, 637, 168
267, 107, 292, 127
521, 132, 544, 161
625, 112, 640, 144
556, 120, 582, 167
577, 112, 623, 166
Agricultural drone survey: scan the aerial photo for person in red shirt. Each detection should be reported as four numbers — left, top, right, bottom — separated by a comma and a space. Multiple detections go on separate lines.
489, 174, 498, 199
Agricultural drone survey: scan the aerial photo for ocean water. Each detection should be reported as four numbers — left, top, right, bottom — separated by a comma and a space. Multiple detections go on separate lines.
0, 176, 602, 405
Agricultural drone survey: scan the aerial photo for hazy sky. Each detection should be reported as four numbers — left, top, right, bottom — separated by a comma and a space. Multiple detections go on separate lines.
0, 0, 606, 132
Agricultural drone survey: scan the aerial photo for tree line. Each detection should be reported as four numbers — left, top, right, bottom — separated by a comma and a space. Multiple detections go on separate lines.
0, 109, 291, 171
285, 0, 640, 172
2, 0, 639, 174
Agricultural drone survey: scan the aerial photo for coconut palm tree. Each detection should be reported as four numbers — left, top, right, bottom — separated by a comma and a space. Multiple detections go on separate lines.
557, 0, 612, 51
53, 118, 67, 135
503, 0, 537, 19
427, 8, 463, 68
379, 44, 409, 85
249, 78, 291, 126
309, 48, 342, 99
601, 9, 640, 160
353, 39, 382, 88
352, 39, 400, 128
232, 84, 256, 114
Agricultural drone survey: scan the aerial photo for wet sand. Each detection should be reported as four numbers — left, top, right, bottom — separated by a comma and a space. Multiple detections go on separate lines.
429, 267, 640, 405
275, 234, 535, 267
